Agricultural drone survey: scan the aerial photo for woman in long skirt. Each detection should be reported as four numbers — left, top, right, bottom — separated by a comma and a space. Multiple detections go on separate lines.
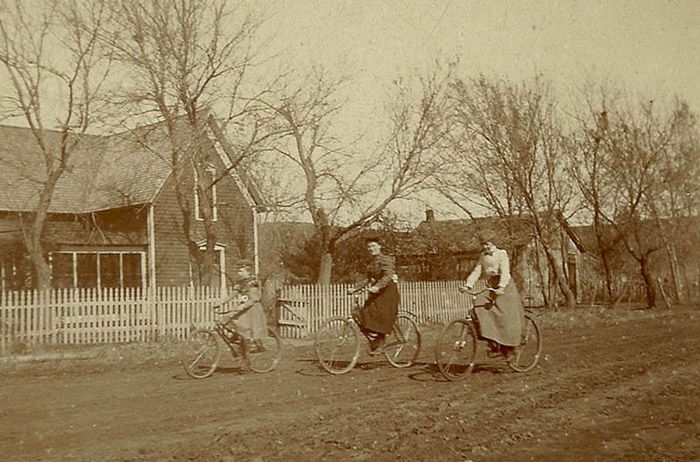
352, 236, 399, 355
461, 237, 525, 359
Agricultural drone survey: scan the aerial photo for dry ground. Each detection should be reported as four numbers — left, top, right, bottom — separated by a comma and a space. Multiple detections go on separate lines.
1, 306, 699, 461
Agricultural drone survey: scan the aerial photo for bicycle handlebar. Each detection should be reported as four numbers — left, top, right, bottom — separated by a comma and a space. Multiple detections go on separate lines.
213, 304, 235, 315
347, 287, 370, 296
459, 287, 496, 296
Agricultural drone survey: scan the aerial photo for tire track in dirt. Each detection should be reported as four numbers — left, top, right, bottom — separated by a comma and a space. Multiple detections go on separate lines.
2, 309, 698, 461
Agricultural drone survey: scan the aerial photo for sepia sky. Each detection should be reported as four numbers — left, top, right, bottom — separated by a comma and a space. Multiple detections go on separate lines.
257, 0, 700, 113
2, 0, 698, 125
251, 0, 700, 221
1, 0, 698, 222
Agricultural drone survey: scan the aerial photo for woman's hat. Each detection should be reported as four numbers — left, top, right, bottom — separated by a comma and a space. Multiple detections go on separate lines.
476, 230, 497, 245
363, 230, 382, 244
234, 259, 254, 271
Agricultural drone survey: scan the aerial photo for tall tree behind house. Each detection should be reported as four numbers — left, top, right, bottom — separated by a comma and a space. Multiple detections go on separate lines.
0, 0, 111, 289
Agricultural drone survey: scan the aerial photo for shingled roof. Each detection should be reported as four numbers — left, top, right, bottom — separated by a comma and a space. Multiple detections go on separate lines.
0, 122, 172, 213
0, 116, 260, 214
398, 211, 586, 256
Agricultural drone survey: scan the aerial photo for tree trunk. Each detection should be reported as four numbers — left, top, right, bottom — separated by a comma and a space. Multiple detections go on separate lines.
600, 249, 615, 303
532, 243, 549, 307
638, 256, 656, 308
665, 243, 682, 300
27, 231, 51, 290
26, 170, 64, 290
593, 215, 615, 303
543, 245, 577, 310
317, 252, 333, 285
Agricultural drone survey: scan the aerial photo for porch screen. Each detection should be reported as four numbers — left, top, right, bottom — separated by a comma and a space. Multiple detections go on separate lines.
99, 254, 120, 288
122, 253, 142, 288
51, 253, 73, 289
77, 254, 98, 288
50, 251, 144, 289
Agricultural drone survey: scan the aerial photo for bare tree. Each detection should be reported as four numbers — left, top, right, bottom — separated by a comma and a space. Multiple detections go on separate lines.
100, 0, 278, 286
439, 75, 578, 309
600, 97, 697, 307
644, 100, 700, 300
567, 86, 622, 303
0, 0, 110, 289
260, 66, 452, 284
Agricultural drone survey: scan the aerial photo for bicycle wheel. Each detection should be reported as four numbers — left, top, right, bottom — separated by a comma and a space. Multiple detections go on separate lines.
384, 314, 421, 368
245, 328, 282, 373
435, 319, 478, 381
507, 313, 542, 372
314, 316, 360, 375
182, 329, 220, 379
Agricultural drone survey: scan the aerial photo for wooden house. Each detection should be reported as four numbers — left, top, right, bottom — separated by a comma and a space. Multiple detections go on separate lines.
0, 116, 263, 291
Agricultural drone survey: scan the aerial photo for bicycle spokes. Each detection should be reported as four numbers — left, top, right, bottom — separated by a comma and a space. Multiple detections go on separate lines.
384, 314, 421, 368
314, 317, 361, 375
507, 314, 542, 373
436, 319, 477, 381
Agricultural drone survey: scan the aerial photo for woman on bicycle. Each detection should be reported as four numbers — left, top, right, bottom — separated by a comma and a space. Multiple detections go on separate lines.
220, 260, 268, 350
351, 235, 400, 355
460, 235, 524, 359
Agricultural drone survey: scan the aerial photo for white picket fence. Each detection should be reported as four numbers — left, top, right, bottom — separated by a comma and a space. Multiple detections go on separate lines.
0, 287, 223, 353
0, 281, 482, 352
277, 280, 479, 339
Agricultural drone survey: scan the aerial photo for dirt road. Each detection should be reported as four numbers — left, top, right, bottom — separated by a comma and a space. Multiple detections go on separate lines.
2, 307, 699, 461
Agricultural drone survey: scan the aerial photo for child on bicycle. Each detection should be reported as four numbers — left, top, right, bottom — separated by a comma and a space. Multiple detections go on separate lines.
219, 260, 268, 351
459, 235, 525, 360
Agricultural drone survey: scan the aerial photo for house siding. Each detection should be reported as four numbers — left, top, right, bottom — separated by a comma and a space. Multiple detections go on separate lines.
152, 156, 255, 287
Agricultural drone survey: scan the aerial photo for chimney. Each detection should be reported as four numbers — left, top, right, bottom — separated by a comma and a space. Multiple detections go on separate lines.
425, 209, 435, 222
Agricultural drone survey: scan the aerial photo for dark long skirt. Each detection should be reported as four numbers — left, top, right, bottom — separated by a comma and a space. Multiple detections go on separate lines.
473, 276, 525, 346
356, 282, 399, 334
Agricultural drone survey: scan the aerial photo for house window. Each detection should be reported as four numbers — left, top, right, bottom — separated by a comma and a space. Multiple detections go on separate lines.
77, 253, 98, 288
194, 165, 218, 222
99, 254, 120, 288
0, 253, 33, 291
190, 243, 226, 289
122, 253, 143, 288
51, 253, 74, 289
50, 251, 145, 289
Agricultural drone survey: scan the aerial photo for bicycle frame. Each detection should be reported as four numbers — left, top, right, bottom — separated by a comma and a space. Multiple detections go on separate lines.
182, 306, 282, 379
314, 284, 423, 374
211, 321, 245, 355
348, 291, 411, 348
435, 285, 542, 380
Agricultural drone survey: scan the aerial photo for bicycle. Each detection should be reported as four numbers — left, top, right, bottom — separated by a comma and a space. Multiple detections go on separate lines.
314, 288, 421, 375
435, 287, 542, 381
181, 304, 282, 379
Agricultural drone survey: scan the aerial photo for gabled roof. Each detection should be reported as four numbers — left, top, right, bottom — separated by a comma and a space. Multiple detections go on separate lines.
572, 215, 700, 254
399, 212, 586, 256
0, 116, 262, 214
405, 215, 536, 256
205, 116, 264, 209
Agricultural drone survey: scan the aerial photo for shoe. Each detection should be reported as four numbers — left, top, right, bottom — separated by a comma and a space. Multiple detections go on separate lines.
486, 341, 500, 358
368, 347, 384, 356
251, 339, 266, 353
368, 337, 385, 356
225, 330, 241, 344
501, 346, 516, 362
